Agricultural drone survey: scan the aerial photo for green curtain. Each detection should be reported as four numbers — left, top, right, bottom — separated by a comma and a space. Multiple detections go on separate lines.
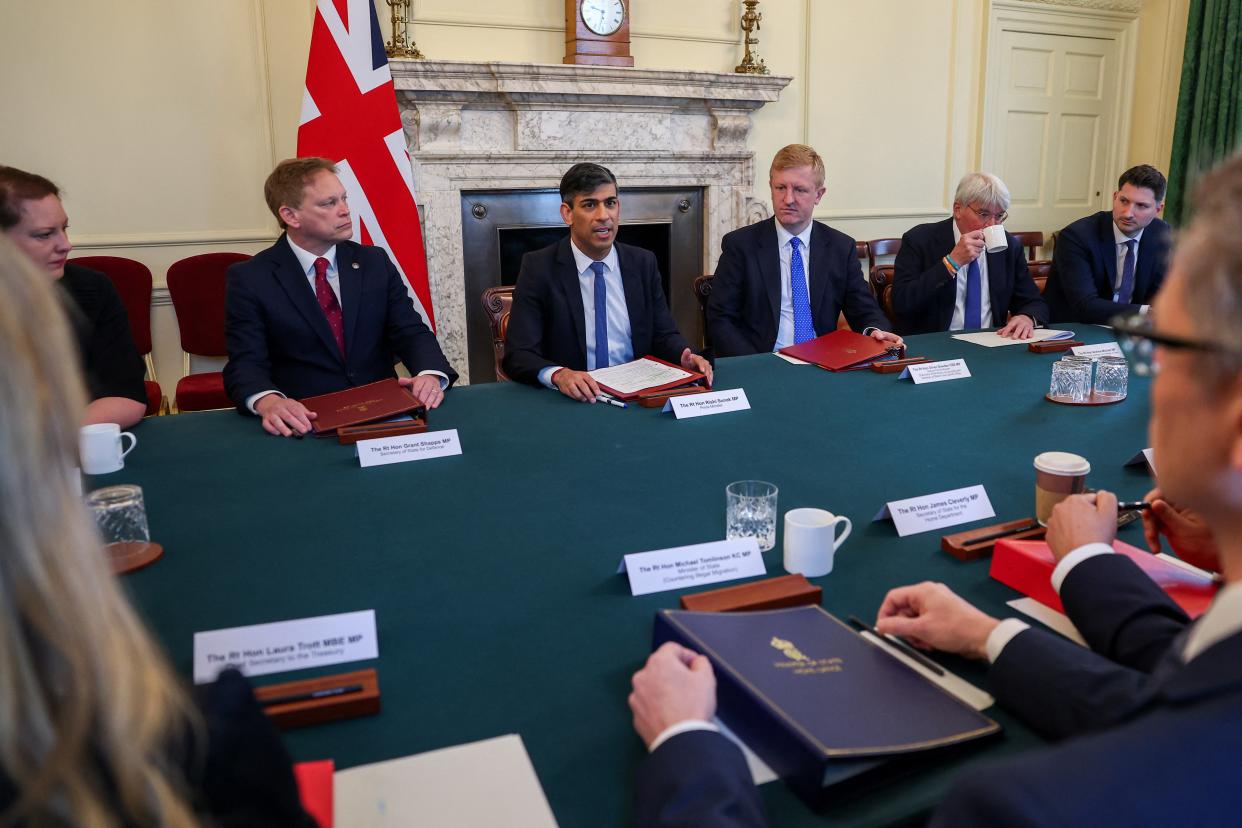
1165, 0, 1242, 226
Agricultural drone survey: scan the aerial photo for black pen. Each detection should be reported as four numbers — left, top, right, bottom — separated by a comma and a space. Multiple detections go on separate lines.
261, 683, 363, 707
964, 521, 1042, 547
1117, 501, 1152, 512
848, 615, 945, 677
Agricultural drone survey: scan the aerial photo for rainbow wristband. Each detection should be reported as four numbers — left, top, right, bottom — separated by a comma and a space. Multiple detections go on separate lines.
945, 254, 961, 271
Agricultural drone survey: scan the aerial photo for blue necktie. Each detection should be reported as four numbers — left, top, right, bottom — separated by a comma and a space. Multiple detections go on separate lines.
1116, 239, 1137, 303
790, 237, 815, 344
590, 261, 609, 369
964, 259, 982, 329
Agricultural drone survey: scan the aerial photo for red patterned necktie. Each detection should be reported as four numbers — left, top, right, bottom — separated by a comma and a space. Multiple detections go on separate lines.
313, 257, 346, 359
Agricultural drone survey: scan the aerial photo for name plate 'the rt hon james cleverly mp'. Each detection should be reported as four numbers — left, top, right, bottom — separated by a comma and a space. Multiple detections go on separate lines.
193, 609, 379, 684
357, 429, 462, 468
875, 484, 996, 537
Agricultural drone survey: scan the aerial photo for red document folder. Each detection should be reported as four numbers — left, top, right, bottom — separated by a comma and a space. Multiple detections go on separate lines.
302, 378, 422, 435
293, 759, 334, 828
990, 538, 1219, 619
778, 330, 892, 371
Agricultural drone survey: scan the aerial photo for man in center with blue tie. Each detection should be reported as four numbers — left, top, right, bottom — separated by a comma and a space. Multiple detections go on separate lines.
503, 163, 712, 401
706, 144, 902, 357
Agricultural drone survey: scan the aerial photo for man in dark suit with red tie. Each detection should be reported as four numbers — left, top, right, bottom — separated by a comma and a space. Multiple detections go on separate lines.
893, 172, 1048, 337
502, 163, 712, 401
1043, 165, 1172, 324
706, 144, 901, 357
224, 158, 455, 437
626, 156, 1242, 827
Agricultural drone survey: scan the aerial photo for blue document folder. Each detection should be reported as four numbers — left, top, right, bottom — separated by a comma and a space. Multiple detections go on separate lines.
653, 606, 1000, 806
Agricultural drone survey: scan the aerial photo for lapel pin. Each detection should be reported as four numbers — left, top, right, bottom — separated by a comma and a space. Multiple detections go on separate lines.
352, 262, 360, 269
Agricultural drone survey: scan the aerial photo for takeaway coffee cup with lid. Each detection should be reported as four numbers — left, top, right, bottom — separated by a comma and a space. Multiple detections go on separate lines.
1034, 452, 1091, 524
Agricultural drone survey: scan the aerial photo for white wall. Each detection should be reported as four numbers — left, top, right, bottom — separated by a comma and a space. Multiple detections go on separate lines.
0, 0, 1186, 396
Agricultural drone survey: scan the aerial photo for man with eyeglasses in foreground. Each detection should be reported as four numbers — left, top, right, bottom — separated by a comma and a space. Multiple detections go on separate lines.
892, 172, 1048, 338
627, 155, 1242, 826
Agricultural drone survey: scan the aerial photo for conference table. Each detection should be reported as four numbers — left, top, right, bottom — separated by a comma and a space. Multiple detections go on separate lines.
110, 327, 1157, 827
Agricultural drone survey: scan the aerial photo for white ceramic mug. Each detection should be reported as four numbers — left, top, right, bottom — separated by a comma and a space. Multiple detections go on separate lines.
982, 224, 1008, 254
783, 508, 852, 577
79, 423, 137, 475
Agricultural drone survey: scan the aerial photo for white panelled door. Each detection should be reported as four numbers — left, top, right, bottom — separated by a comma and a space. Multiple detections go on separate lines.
984, 27, 1121, 252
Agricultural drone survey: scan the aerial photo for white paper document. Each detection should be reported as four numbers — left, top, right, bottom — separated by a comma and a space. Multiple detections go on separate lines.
589, 357, 693, 395
951, 329, 1074, 348
876, 484, 995, 537
334, 734, 558, 828
1006, 598, 1088, 646
620, 538, 765, 596
773, 351, 811, 365
193, 609, 378, 684
663, 388, 750, 418
357, 429, 462, 468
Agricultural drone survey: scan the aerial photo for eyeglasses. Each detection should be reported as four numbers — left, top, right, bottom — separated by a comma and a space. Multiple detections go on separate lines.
1111, 312, 1242, 376
967, 205, 1008, 224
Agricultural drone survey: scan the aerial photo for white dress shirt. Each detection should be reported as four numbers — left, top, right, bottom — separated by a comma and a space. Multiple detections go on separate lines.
949, 220, 994, 330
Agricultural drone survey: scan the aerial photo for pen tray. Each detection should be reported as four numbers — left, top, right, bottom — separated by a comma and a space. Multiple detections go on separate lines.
254, 668, 380, 729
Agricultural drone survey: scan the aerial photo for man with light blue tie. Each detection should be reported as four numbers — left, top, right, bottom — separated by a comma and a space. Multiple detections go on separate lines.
707, 144, 902, 357
503, 163, 712, 401
893, 172, 1048, 337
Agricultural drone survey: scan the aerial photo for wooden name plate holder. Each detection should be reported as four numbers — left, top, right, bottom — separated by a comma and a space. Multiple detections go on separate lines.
1029, 340, 1084, 354
254, 668, 380, 729
680, 574, 822, 612
941, 518, 1046, 561
870, 356, 930, 374
635, 385, 710, 408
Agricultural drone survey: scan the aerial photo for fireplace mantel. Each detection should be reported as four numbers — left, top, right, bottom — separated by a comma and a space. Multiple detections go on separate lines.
390, 59, 791, 383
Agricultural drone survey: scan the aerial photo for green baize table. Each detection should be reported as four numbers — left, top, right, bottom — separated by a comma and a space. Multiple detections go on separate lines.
112, 328, 1156, 827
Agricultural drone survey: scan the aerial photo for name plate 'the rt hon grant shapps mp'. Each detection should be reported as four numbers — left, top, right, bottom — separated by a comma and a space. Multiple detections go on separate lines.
357, 429, 462, 468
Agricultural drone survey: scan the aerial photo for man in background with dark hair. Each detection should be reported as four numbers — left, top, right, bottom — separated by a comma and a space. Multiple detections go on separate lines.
503, 163, 711, 401
1044, 164, 1171, 323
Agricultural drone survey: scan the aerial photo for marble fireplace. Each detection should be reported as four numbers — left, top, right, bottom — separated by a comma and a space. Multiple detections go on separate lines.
390, 59, 791, 383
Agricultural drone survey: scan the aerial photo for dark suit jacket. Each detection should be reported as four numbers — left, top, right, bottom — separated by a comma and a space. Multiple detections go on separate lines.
635, 561, 1223, 827
59, 264, 148, 406
1044, 211, 1172, 324
502, 238, 693, 386
223, 236, 455, 409
706, 217, 890, 357
892, 218, 1048, 335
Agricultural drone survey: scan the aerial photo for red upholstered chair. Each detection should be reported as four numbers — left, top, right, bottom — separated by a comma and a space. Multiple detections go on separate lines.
166, 252, 250, 412
70, 255, 165, 416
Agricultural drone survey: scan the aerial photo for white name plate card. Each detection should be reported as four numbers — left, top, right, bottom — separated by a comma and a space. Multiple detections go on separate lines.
1070, 342, 1124, 359
620, 538, 765, 596
193, 609, 378, 684
876, 484, 996, 537
901, 359, 971, 384
357, 429, 462, 468
1125, 448, 1155, 473
662, 388, 751, 418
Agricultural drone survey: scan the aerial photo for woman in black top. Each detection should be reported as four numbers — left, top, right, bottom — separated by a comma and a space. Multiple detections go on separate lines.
0, 166, 147, 427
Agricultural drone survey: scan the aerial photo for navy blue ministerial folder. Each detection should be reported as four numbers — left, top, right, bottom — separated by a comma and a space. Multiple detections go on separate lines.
653, 606, 1000, 807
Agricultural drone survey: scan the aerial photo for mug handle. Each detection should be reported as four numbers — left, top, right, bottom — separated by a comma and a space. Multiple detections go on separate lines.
832, 516, 853, 550
119, 432, 137, 458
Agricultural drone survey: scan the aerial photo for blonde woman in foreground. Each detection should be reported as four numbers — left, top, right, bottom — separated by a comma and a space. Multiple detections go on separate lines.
0, 235, 314, 826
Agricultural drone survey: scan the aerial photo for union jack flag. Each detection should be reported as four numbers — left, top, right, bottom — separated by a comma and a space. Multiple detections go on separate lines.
297, 0, 436, 331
